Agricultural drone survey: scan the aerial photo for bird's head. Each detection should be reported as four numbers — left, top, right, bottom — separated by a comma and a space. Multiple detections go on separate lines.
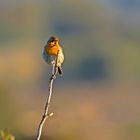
47, 36, 59, 47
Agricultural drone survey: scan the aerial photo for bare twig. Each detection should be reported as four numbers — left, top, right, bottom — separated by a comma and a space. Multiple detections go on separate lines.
36, 56, 58, 140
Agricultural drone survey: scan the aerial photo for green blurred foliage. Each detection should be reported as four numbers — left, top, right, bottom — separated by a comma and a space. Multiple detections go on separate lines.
0, 129, 15, 140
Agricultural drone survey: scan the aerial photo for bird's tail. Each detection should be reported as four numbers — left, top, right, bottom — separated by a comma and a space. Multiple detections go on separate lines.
58, 66, 63, 76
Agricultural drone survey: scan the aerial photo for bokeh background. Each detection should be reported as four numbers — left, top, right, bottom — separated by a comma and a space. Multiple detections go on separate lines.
0, 0, 140, 140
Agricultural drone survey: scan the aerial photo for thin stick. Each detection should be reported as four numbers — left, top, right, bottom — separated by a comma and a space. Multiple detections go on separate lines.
36, 57, 58, 140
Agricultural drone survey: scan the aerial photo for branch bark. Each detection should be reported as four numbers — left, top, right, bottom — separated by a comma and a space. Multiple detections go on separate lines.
36, 62, 58, 140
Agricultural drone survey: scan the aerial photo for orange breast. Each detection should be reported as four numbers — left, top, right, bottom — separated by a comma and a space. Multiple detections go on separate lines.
46, 46, 59, 56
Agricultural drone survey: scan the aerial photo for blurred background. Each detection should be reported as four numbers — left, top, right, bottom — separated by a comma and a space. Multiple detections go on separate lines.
0, 0, 140, 140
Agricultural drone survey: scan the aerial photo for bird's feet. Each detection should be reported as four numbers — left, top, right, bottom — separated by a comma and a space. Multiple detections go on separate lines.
51, 74, 56, 80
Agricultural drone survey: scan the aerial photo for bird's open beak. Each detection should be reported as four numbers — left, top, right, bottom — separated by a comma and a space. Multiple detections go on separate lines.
50, 42, 55, 46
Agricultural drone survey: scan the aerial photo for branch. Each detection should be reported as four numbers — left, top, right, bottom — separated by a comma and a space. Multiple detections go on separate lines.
36, 58, 58, 140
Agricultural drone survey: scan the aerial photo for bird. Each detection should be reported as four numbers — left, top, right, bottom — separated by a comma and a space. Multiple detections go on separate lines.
42, 36, 64, 75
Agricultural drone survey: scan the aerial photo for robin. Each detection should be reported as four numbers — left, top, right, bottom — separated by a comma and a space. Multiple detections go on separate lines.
42, 36, 64, 75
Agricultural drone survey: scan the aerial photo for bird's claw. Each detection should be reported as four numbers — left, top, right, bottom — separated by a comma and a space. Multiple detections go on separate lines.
51, 74, 56, 80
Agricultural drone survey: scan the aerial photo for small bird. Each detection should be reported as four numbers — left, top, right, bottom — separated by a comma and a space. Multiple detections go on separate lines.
42, 36, 64, 75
